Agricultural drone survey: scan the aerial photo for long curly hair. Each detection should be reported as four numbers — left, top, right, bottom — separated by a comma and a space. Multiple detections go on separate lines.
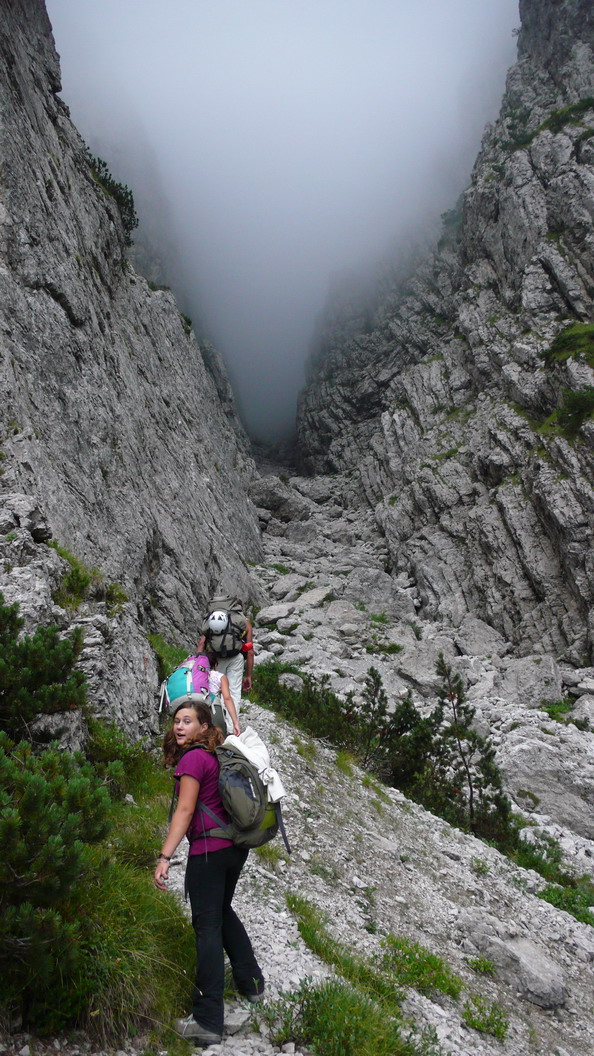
163, 701, 224, 768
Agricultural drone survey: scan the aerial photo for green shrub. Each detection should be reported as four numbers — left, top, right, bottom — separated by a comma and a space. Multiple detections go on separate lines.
254, 656, 514, 850
88, 153, 139, 246
0, 599, 194, 1042
0, 734, 111, 1029
541, 97, 594, 134
85, 718, 158, 799
0, 726, 193, 1038
0, 593, 86, 739
555, 387, 594, 438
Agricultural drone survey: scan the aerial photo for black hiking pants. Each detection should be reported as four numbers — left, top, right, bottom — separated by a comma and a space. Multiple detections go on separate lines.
186, 845, 264, 1033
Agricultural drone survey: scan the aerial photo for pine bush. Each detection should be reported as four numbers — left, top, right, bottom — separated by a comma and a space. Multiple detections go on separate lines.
0, 733, 111, 1027
0, 593, 86, 740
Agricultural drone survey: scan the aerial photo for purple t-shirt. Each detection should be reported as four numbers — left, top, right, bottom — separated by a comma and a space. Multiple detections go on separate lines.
174, 747, 233, 854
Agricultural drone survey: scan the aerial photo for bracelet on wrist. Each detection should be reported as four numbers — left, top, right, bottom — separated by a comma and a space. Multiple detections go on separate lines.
157, 853, 171, 863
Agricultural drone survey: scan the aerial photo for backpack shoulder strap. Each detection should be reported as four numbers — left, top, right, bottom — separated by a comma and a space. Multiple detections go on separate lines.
168, 744, 208, 822
198, 801, 235, 840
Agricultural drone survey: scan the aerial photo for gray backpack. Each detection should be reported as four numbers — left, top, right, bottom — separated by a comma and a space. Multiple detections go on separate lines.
201, 596, 247, 658
173, 742, 290, 853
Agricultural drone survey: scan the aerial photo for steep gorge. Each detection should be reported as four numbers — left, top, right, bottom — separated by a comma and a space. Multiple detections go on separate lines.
2, 2, 594, 1053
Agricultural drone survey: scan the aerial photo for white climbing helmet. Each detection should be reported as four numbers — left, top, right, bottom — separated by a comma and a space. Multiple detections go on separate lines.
208, 610, 229, 635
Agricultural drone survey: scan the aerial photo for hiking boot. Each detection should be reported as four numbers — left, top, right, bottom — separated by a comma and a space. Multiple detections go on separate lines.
173, 1014, 222, 1043
241, 989, 265, 1003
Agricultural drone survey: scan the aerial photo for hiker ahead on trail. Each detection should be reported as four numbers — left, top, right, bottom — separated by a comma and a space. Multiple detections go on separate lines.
198, 596, 253, 716
207, 651, 240, 737
154, 701, 264, 1044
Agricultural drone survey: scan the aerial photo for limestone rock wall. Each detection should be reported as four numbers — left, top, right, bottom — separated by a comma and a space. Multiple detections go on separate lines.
297, 0, 594, 664
0, 0, 262, 648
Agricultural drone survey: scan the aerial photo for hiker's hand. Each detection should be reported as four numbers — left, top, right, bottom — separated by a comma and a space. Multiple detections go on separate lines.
233, 721, 241, 737
242, 675, 252, 692
154, 859, 169, 890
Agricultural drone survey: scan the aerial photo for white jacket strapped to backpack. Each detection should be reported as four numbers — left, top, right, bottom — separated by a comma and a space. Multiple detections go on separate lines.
223, 727, 286, 802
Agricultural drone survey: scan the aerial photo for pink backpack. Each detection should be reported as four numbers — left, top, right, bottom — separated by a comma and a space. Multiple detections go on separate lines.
159, 654, 211, 713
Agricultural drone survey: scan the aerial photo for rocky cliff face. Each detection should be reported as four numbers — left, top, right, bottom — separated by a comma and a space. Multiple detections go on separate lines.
297, 0, 594, 666
0, 0, 264, 730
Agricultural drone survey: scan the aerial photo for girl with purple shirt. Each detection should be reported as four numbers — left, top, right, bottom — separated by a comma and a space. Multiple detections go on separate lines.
153, 702, 264, 1044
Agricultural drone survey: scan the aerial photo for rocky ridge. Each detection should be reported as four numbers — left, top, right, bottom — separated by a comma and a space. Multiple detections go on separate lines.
296, 0, 594, 666
0, 0, 262, 642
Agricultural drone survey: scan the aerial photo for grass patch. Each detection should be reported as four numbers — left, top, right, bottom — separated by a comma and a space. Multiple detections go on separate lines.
365, 638, 404, 656
310, 858, 341, 884
432, 447, 460, 461
461, 994, 509, 1040
534, 386, 594, 442
538, 882, 594, 926
47, 540, 127, 614
466, 957, 496, 976
295, 580, 315, 597
282, 896, 452, 1055
293, 734, 317, 763
147, 633, 189, 681
285, 894, 404, 1010
380, 935, 462, 1000
71, 858, 195, 1041
255, 841, 286, 869
259, 977, 440, 1056
470, 857, 490, 876
538, 697, 574, 723
49, 540, 97, 608
543, 322, 594, 369
336, 750, 355, 776
504, 96, 594, 151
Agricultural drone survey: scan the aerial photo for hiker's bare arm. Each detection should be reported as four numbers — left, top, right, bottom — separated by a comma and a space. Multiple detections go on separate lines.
197, 634, 206, 652
222, 674, 240, 735
154, 775, 200, 889
242, 620, 254, 691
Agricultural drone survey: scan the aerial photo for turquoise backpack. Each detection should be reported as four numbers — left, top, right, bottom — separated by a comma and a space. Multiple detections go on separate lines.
159, 654, 210, 713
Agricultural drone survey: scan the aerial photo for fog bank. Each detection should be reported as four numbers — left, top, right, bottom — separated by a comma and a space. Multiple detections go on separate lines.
45, 0, 519, 440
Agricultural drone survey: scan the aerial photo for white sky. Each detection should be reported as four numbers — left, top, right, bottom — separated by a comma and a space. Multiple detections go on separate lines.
45, 0, 519, 440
